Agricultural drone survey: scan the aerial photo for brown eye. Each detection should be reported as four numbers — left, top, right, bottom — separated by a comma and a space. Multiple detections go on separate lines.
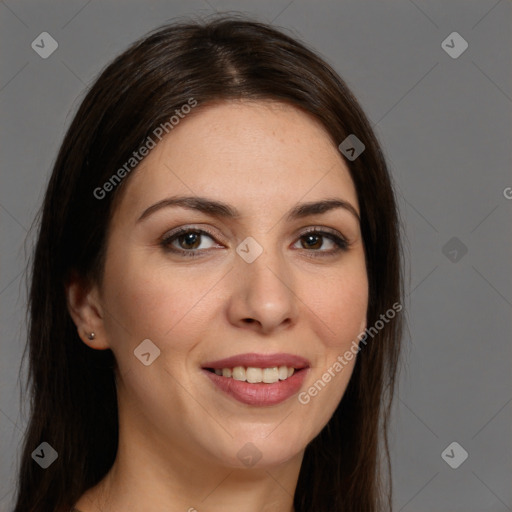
176, 232, 202, 250
161, 228, 220, 257
300, 233, 324, 250
294, 229, 349, 255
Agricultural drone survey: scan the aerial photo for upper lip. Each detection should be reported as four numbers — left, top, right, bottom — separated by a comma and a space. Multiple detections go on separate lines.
202, 352, 310, 370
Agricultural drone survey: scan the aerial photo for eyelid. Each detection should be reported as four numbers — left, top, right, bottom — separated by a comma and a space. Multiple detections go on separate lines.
161, 225, 223, 243
296, 225, 347, 239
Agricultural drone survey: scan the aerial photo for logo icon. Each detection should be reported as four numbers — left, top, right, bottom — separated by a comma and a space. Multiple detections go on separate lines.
338, 134, 365, 161
441, 32, 468, 59
442, 237, 468, 263
134, 338, 161, 366
31, 32, 59, 59
31, 442, 58, 469
441, 441, 468, 469
236, 237, 263, 263
237, 442, 263, 467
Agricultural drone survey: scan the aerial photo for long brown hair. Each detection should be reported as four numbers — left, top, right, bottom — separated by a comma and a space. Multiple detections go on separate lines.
14, 15, 403, 512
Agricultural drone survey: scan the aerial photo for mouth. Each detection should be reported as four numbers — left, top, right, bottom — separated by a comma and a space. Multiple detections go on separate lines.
201, 353, 310, 406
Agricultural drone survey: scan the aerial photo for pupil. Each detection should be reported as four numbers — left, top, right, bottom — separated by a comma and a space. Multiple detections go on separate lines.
303, 234, 321, 249
181, 232, 200, 249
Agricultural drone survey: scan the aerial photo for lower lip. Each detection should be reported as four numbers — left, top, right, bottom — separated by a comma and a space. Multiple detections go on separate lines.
202, 368, 309, 406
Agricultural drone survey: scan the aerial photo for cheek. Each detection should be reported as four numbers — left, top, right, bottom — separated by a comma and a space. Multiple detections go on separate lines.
101, 252, 224, 355
297, 267, 367, 436
307, 263, 368, 349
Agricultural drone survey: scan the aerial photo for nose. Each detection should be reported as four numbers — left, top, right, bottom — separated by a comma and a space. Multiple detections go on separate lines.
226, 245, 300, 335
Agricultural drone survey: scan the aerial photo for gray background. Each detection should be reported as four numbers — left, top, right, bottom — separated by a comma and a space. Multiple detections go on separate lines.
1, 1, 511, 510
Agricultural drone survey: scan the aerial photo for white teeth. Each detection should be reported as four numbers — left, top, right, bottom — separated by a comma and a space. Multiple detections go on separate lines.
211, 365, 296, 383
278, 366, 289, 380
246, 367, 262, 383
232, 366, 246, 381
262, 367, 279, 383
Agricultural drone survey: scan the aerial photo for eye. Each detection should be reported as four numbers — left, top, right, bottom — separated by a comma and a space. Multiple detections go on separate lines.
160, 226, 349, 259
160, 227, 222, 256
293, 228, 349, 255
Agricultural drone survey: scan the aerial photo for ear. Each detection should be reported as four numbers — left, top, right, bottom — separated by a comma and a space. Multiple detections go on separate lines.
66, 271, 110, 350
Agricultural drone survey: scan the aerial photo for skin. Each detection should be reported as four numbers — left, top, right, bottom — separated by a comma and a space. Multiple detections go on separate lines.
67, 100, 368, 512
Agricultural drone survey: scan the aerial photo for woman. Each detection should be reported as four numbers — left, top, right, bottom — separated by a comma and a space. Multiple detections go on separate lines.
14, 16, 403, 512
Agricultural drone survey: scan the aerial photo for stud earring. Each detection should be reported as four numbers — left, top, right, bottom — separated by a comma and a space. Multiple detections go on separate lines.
87, 332, 96, 340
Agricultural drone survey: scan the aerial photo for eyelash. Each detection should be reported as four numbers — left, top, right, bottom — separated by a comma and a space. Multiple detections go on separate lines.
160, 226, 349, 258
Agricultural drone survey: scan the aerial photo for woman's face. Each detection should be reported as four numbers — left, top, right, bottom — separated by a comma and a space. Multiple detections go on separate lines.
94, 100, 368, 470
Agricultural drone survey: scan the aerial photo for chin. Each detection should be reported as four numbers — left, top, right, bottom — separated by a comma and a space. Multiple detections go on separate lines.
213, 436, 306, 470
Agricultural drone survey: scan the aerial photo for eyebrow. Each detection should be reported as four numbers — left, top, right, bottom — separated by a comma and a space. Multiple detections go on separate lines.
137, 195, 360, 223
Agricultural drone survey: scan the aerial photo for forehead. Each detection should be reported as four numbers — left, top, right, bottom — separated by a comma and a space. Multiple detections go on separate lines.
115, 100, 358, 220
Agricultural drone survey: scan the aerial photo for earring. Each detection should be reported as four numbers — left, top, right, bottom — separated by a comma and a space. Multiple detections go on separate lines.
87, 332, 96, 340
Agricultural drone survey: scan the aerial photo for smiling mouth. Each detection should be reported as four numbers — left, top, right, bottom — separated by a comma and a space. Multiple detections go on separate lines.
202, 353, 311, 406
204, 366, 301, 384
